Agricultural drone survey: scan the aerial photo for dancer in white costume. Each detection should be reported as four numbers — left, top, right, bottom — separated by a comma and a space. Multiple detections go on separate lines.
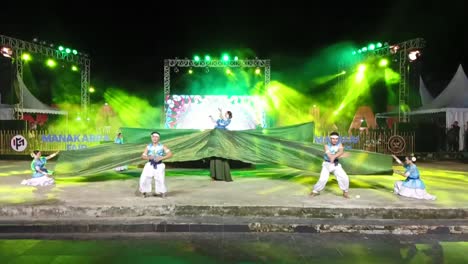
392, 155, 436, 200
310, 132, 350, 198
139, 131, 173, 198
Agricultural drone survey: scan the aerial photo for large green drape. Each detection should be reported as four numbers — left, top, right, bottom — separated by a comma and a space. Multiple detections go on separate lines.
55, 122, 393, 176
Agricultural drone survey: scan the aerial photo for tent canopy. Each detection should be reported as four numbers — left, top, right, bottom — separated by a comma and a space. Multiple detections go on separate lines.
418, 65, 468, 110
14, 74, 67, 115
376, 64, 468, 151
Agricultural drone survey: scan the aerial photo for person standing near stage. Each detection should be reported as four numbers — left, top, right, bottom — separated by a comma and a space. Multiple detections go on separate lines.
139, 131, 173, 198
208, 108, 233, 181
310, 132, 350, 198
447, 121, 460, 152
114, 132, 124, 144
464, 121, 468, 151
392, 154, 436, 200
114, 132, 128, 171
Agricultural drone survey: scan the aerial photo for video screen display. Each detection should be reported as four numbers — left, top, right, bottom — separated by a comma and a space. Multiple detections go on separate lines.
165, 95, 266, 130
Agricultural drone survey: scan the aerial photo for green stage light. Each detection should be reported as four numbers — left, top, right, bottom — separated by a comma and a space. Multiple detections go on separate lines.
234, 56, 239, 61
65, 48, 71, 54
71, 65, 79, 71
358, 64, 366, 72
226, 69, 232, 75
46, 59, 57, 68
255, 68, 261, 75
21, 53, 32, 61
378, 59, 389, 67
72, 49, 78, 55
376, 42, 383, 48
194, 55, 200, 61
204, 55, 211, 61
89, 86, 95, 93
358, 49, 362, 53
58, 46, 64, 51
368, 43, 375, 50
222, 54, 229, 61
188, 69, 193, 74
352, 51, 357, 55
362, 47, 368, 52
355, 64, 366, 83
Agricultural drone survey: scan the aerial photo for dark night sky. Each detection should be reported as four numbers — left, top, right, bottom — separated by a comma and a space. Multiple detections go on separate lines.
1, 1, 466, 97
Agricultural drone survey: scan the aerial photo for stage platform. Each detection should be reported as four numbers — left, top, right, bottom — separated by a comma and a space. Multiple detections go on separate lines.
0, 160, 467, 235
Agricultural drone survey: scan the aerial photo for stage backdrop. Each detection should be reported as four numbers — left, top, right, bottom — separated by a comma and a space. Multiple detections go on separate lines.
165, 95, 267, 130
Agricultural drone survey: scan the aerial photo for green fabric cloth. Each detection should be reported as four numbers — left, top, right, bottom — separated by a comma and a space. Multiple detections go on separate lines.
55, 122, 393, 177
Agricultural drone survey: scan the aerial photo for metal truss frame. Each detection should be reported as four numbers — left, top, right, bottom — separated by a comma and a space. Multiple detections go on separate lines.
163, 58, 271, 115
0, 34, 91, 119
341, 38, 425, 122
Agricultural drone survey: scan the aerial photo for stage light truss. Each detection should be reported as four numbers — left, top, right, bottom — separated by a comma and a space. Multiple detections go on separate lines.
163, 58, 271, 104
163, 58, 271, 127
340, 38, 425, 123
371, 38, 425, 58
0, 34, 91, 119
165, 59, 270, 68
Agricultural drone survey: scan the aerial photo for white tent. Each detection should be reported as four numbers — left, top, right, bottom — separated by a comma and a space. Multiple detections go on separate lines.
413, 65, 468, 150
419, 65, 468, 109
376, 64, 468, 151
0, 104, 15, 120
418, 76, 434, 107
1, 74, 68, 123
15, 74, 68, 115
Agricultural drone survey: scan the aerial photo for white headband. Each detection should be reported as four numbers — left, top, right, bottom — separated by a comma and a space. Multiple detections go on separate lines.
330, 135, 339, 139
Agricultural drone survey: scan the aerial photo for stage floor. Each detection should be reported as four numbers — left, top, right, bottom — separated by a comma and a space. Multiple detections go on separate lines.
1, 160, 467, 215
1, 160, 468, 236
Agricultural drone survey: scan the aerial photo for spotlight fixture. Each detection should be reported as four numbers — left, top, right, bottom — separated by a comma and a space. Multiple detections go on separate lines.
0, 46, 13, 58
390, 45, 399, 54
408, 50, 421, 62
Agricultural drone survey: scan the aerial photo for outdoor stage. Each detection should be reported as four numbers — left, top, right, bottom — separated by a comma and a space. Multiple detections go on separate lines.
0, 160, 467, 236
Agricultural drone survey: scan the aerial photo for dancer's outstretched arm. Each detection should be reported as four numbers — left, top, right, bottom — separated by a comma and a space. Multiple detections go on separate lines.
46, 151, 60, 160
392, 154, 403, 165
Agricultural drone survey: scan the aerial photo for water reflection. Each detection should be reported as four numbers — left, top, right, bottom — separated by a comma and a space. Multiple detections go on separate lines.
0, 233, 467, 263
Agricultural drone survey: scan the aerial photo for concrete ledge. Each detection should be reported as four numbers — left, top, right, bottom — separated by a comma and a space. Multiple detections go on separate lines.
1, 205, 467, 219
0, 218, 467, 235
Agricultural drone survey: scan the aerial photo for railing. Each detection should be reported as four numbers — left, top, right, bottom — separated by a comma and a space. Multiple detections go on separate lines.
314, 129, 415, 155
0, 129, 113, 155
1, 128, 415, 156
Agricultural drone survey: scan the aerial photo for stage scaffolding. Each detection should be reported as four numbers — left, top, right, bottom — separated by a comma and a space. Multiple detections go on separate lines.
339, 38, 425, 123
163, 58, 270, 117
0, 34, 91, 119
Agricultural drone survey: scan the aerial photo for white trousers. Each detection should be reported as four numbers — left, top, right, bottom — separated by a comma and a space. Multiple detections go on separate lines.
312, 162, 349, 193
139, 162, 167, 194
